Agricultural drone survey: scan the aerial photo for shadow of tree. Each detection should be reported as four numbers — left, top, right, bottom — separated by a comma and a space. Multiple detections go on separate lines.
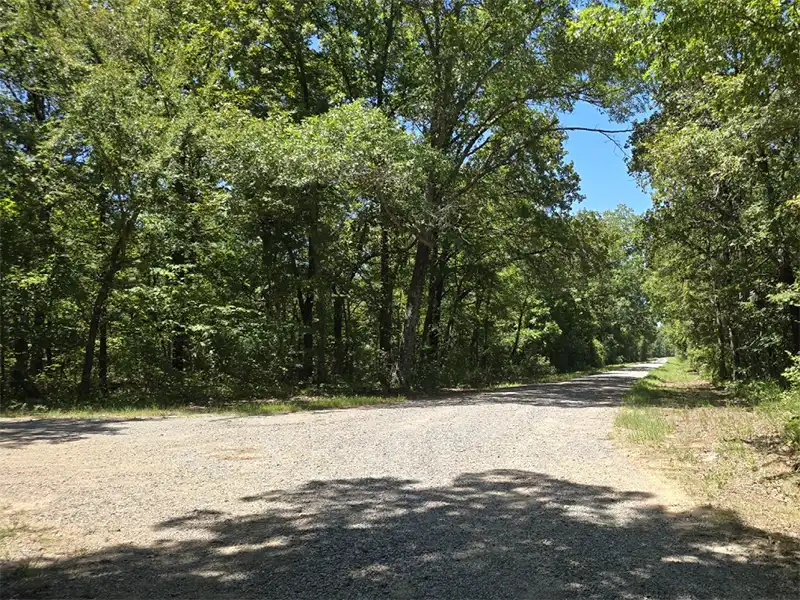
400, 366, 660, 410
625, 375, 734, 409
0, 418, 130, 449
5, 470, 798, 599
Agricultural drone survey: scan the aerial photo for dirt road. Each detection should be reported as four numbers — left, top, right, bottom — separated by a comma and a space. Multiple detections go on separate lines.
1, 361, 797, 599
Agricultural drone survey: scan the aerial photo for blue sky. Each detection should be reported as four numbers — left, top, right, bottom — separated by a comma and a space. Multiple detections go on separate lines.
558, 102, 652, 214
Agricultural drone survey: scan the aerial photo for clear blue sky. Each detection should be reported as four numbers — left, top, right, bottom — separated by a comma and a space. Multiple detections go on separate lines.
558, 102, 652, 214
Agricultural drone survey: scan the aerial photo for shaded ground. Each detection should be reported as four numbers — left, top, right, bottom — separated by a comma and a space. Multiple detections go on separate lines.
2, 361, 798, 599
0, 419, 129, 450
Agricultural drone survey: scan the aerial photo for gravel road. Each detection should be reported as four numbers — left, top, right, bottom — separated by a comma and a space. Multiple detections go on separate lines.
1, 361, 798, 599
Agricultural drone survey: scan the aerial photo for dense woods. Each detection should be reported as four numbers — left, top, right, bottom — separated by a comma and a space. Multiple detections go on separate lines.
3, 0, 799, 411
583, 0, 800, 384
1, 0, 664, 407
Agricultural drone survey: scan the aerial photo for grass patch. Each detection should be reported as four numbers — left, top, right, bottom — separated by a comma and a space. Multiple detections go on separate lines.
230, 395, 405, 415
0, 395, 405, 419
624, 358, 724, 408
615, 407, 672, 443
614, 357, 800, 541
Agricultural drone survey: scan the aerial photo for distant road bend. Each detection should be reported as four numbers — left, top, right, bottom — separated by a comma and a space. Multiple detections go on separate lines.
2, 360, 797, 599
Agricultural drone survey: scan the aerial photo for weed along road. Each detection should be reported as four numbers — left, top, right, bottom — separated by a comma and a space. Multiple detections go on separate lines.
1, 360, 797, 599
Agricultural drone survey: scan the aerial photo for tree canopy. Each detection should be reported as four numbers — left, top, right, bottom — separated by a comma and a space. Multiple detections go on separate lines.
0, 0, 703, 408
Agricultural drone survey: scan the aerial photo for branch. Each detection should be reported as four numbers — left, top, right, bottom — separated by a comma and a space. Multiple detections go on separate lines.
555, 126, 632, 134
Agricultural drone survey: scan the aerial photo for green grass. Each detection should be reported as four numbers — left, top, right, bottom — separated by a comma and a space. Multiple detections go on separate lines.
617, 355, 800, 455
615, 357, 698, 443
0, 395, 405, 419
230, 395, 405, 415
623, 357, 723, 408
615, 406, 673, 443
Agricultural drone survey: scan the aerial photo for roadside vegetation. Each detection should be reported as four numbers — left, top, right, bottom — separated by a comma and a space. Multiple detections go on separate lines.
616, 358, 800, 538
0, 394, 406, 419
0, 362, 642, 418
0, 0, 667, 414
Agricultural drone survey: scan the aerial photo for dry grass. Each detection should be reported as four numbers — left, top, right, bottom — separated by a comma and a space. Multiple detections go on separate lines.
615, 358, 800, 540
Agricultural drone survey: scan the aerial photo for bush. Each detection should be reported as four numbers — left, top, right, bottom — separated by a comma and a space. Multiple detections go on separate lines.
780, 355, 800, 450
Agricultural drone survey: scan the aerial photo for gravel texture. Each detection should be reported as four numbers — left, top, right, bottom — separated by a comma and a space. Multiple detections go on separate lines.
1, 360, 798, 599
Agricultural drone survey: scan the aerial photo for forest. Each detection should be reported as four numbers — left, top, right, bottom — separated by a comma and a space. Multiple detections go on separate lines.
0, 0, 797, 411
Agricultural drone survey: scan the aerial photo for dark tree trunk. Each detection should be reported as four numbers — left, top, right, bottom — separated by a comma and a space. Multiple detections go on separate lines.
396, 237, 431, 388
99, 315, 108, 396
345, 297, 354, 378
480, 317, 491, 369
298, 289, 314, 380
779, 249, 800, 355
78, 212, 138, 401
728, 325, 740, 382
333, 292, 345, 377
511, 300, 528, 363
315, 283, 327, 384
422, 241, 439, 351
469, 295, 484, 369
170, 247, 188, 373
379, 220, 393, 389
11, 335, 29, 392
714, 300, 730, 381
423, 242, 448, 357
30, 310, 45, 376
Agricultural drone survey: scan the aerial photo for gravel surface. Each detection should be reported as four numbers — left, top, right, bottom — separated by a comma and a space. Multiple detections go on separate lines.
1, 360, 798, 599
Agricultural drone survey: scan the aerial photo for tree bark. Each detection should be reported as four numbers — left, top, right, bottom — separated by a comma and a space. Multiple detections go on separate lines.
714, 300, 730, 381
298, 288, 314, 381
171, 247, 189, 373
99, 314, 108, 396
396, 237, 431, 388
78, 211, 138, 401
423, 241, 448, 357
11, 335, 29, 393
779, 248, 800, 355
315, 283, 327, 384
510, 299, 528, 363
379, 219, 393, 389
30, 310, 45, 376
333, 291, 345, 377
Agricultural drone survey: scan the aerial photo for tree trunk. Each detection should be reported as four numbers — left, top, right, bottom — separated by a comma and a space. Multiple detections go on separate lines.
99, 314, 108, 396
333, 291, 345, 377
423, 242, 448, 357
779, 248, 800, 355
379, 220, 393, 390
345, 297, 354, 378
469, 294, 484, 370
78, 211, 138, 401
30, 310, 45, 376
315, 284, 327, 384
728, 325, 740, 382
396, 237, 431, 388
170, 248, 189, 372
11, 335, 29, 392
510, 299, 528, 363
298, 289, 314, 380
714, 300, 730, 381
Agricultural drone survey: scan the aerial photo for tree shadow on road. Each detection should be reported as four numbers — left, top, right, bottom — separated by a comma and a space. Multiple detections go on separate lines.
0, 418, 130, 449
5, 470, 798, 599
401, 366, 659, 409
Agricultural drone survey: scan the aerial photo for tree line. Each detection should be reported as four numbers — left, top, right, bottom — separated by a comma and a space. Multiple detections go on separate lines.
581, 0, 800, 382
2, 0, 667, 407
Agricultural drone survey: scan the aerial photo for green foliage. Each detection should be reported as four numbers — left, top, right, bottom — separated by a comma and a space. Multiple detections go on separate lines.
0, 0, 660, 407
582, 0, 800, 388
